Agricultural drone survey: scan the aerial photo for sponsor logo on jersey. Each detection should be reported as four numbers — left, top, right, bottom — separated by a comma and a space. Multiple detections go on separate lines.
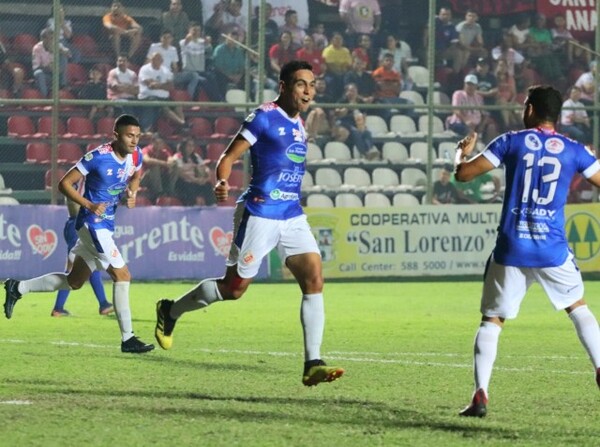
84, 152, 94, 161
259, 102, 277, 112
111, 248, 119, 258
285, 142, 306, 163
524, 133, 542, 151
277, 167, 303, 184
269, 189, 299, 201
292, 128, 304, 142
545, 137, 564, 154
511, 207, 556, 219
107, 182, 127, 196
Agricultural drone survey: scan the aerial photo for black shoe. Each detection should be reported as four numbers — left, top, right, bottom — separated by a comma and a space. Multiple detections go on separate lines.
155, 299, 177, 350
121, 335, 155, 353
459, 388, 488, 417
4, 279, 21, 319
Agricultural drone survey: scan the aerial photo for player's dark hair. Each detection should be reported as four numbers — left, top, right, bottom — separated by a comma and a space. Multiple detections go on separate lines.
526, 85, 563, 123
279, 60, 313, 84
114, 114, 140, 132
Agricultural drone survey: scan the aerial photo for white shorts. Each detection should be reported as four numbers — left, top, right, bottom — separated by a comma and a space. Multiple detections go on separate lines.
226, 203, 320, 278
481, 252, 584, 319
71, 224, 126, 272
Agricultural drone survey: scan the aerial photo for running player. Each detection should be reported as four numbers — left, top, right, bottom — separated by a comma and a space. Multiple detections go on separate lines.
4, 114, 154, 354
154, 60, 344, 386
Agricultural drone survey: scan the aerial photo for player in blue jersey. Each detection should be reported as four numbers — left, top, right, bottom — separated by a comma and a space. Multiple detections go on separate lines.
50, 194, 114, 318
4, 114, 154, 354
455, 85, 600, 417
155, 60, 344, 386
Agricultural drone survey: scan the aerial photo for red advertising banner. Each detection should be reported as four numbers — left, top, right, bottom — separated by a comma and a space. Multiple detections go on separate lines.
537, 0, 596, 41
446, 0, 535, 15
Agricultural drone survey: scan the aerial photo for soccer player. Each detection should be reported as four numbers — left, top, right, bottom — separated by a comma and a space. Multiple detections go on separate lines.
50, 193, 114, 318
454, 85, 600, 417
4, 114, 154, 354
155, 60, 344, 386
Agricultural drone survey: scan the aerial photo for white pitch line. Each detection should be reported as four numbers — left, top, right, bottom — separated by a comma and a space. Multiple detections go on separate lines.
0, 339, 591, 376
0, 400, 32, 405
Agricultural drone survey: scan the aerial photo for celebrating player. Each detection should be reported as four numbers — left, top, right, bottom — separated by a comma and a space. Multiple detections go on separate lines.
155, 60, 344, 386
455, 85, 600, 417
4, 114, 154, 354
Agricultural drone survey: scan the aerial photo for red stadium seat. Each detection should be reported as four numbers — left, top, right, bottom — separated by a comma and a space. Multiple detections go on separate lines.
66, 117, 96, 138
71, 34, 101, 57
25, 142, 51, 164
134, 195, 154, 207
228, 168, 245, 190
20, 88, 48, 110
66, 63, 88, 86
189, 117, 213, 138
37, 116, 66, 137
45, 168, 68, 190
96, 117, 115, 137
205, 142, 226, 161
212, 116, 241, 137
57, 142, 83, 164
7, 115, 35, 137
12, 33, 37, 55
156, 119, 178, 138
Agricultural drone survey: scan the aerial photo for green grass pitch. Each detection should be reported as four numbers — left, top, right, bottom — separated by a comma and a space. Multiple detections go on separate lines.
1, 281, 599, 446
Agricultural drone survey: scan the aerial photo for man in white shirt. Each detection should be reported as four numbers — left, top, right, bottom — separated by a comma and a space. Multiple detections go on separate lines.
179, 22, 220, 100
137, 52, 186, 133
106, 55, 139, 115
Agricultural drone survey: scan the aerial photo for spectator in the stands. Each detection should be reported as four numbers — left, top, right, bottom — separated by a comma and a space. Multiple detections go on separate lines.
32, 28, 69, 98
378, 33, 410, 79
311, 23, 328, 51
432, 165, 462, 204
147, 29, 200, 100
527, 13, 565, 84
574, 60, 597, 105
296, 34, 325, 77
494, 58, 520, 131
161, 0, 190, 44
426, 6, 468, 74
212, 29, 245, 99
343, 55, 377, 104
46, 5, 80, 63
140, 133, 179, 203
269, 31, 296, 79
137, 52, 186, 133
180, 22, 220, 100
338, 0, 381, 47
371, 52, 414, 123
173, 137, 215, 206
0, 41, 24, 97
551, 14, 590, 67
250, 3, 279, 51
491, 29, 535, 93
106, 54, 139, 115
508, 14, 533, 55
456, 9, 487, 63
102, 1, 143, 59
79, 66, 112, 121
322, 32, 353, 100
305, 76, 335, 145
446, 74, 497, 143
352, 34, 378, 71
279, 9, 306, 49
560, 85, 592, 144
334, 83, 378, 160
206, 0, 246, 43
472, 56, 498, 110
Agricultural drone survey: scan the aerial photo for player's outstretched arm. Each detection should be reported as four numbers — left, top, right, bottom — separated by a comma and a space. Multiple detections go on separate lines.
214, 135, 251, 202
454, 132, 494, 182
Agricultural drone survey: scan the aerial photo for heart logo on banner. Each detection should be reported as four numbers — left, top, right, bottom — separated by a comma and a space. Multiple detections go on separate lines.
27, 225, 58, 260
209, 227, 233, 257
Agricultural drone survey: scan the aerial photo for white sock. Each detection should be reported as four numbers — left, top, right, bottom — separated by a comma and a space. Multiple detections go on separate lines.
473, 321, 502, 396
569, 305, 600, 369
170, 278, 223, 319
19, 273, 70, 294
113, 282, 133, 342
301, 293, 325, 362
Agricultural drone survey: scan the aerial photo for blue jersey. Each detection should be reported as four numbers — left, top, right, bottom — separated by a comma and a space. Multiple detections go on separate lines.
483, 128, 600, 267
238, 102, 307, 220
74, 143, 143, 232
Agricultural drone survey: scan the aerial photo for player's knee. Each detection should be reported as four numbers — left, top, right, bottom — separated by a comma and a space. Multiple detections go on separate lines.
67, 278, 85, 290
300, 272, 324, 293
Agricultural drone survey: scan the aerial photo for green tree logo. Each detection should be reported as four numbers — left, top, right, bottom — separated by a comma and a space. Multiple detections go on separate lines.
566, 212, 600, 261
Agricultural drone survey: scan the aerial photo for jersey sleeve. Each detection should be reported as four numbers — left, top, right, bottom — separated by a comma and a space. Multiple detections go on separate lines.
577, 145, 600, 178
75, 150, 98, 176
482, 132, 510, 167
239, 108, 268, 146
